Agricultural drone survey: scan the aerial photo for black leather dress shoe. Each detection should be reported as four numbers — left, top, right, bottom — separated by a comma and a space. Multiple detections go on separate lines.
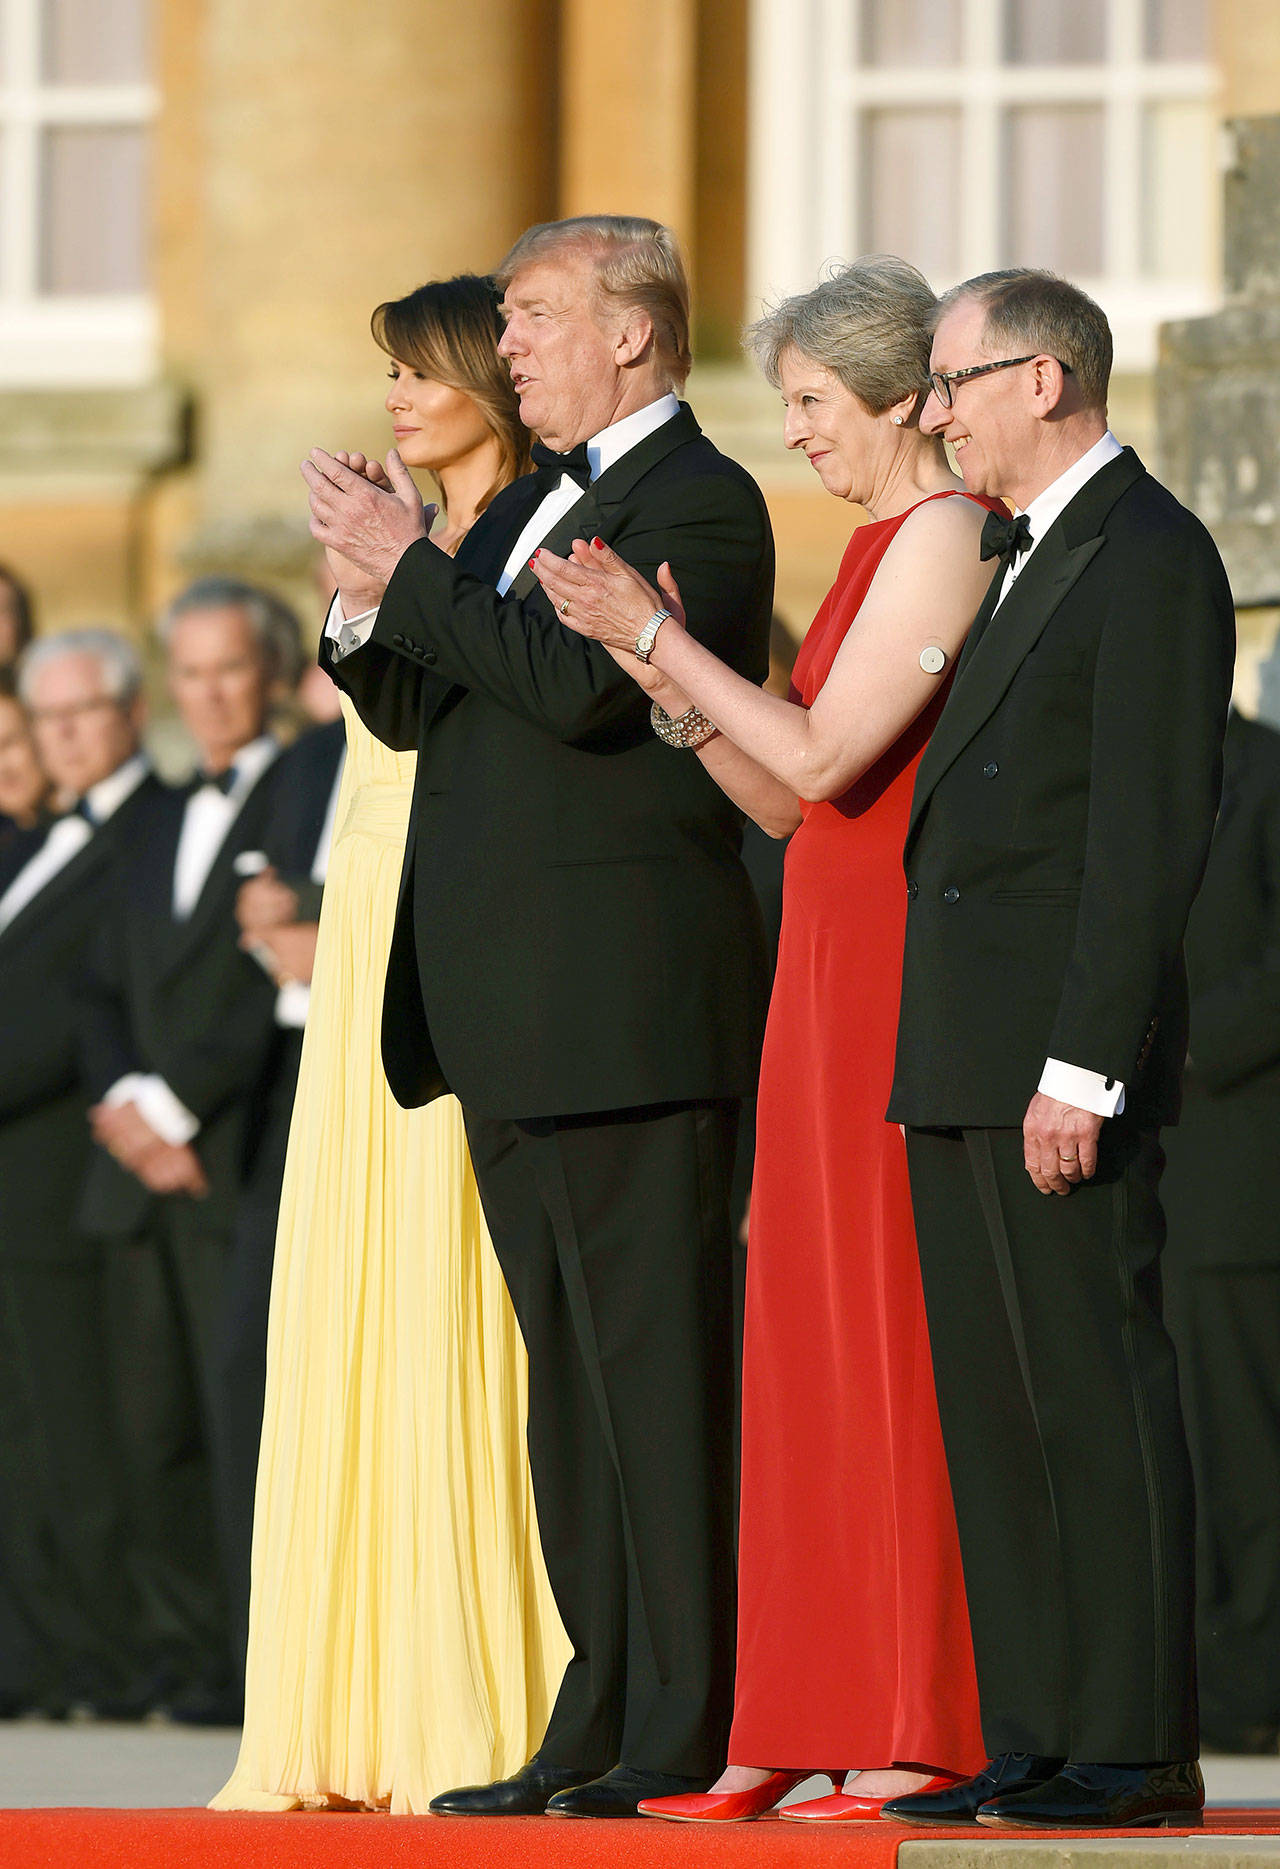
976, 1760, 1205, 1828
428, 1758, 598, 1815
545, 1765, 712, 1817
881, 1753, 1067, 1825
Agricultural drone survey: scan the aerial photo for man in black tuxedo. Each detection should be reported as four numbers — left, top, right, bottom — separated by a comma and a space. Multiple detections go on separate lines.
304, 216, 772, 1816
218, 713, 345, 1685
0, 629, 160, 1714
79, 578, 299, 1722
882, 271, 1235, 1830
1160, 704, 1280, 1753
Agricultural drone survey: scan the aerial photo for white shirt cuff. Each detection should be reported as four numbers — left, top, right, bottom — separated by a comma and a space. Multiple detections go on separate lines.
1038, 1058, 1126, 1119
323, 591, 377, 660
275, 981, 311, 1029
104, 1073, 201, 1145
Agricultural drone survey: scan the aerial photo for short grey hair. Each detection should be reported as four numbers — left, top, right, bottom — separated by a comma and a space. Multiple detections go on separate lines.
157, 576, 304, 686
496, 214, 692, 389
744, 256, 939, 415
18, 627, 143, 708
935, 269, 1112, 411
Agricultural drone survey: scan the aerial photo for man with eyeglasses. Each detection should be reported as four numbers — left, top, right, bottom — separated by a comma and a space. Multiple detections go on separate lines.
884, 270, 1234, 1831
0, 628, 160, 1717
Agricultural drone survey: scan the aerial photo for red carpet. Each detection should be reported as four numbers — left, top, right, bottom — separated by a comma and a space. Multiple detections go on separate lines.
2, 1808, 1279, 1869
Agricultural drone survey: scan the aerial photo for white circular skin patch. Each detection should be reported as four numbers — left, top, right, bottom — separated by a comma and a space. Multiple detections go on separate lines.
919, 645, 947, 674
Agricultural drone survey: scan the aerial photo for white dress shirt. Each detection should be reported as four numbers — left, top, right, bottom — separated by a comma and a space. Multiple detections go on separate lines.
0, 753, 150, 933
994, 431, 1127, 1119
105, 735, 280, 1146
325, 392, 682, 651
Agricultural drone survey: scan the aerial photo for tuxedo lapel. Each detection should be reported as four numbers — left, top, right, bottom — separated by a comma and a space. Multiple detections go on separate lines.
0, 828, 109, 952
161, 766, 276, 977
908, 448, 1146, 851
505, 488, 605, 603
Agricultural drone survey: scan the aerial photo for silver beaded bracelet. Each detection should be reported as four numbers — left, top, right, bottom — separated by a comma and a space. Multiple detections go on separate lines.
650, 699, 719, 750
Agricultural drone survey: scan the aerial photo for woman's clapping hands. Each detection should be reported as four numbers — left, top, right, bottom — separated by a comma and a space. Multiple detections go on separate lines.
531, 538, 687, 657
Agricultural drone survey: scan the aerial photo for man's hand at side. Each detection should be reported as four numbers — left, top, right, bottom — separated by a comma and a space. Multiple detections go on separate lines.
302, 445, 429, 612
1023, 1092, 1103, 1196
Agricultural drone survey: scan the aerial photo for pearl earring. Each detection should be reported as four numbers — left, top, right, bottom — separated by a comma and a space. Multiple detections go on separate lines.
892, 415, 904, 426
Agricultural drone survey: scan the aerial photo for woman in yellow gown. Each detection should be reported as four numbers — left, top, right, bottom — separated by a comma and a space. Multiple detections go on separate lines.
213, 276, 567, 1814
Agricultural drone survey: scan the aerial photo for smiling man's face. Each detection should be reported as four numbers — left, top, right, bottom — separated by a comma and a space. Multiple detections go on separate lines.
497, 253, 628, 452
920, 296, 1032, 502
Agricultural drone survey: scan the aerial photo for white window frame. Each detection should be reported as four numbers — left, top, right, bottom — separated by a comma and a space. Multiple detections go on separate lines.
0, 0, 157, 386
749, 0, 1219, 371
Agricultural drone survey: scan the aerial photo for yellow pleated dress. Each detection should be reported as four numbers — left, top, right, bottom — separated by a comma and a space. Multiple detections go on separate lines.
212, 698, 568, 1813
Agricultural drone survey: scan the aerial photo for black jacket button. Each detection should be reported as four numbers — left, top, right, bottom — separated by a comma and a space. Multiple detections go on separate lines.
943, 886, 960, 902
392, 633, 406, 648
907, 880, 918, 899
422, 649, 438, 665
983, 761, 999, 778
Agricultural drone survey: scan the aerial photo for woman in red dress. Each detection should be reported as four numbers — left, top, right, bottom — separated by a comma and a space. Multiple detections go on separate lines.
532, 256, 1000, 1822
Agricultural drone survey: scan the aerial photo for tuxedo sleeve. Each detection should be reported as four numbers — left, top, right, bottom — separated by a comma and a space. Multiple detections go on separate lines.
370, 475, 772, 745
77, 901, 144, 1100
158, 967, 279, 1124
1045, 521, 1235, 1085
1185, 786, 1280, 1094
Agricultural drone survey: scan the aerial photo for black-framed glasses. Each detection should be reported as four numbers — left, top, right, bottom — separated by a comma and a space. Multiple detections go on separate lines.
926, 354, 1072, 409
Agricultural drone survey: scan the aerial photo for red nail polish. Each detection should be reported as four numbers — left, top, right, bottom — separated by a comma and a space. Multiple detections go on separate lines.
528, 558, 537, 569
592, 537, 604, 548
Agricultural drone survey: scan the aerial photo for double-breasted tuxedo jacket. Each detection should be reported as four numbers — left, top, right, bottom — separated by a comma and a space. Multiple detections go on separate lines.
1161, 708, 1280, 1748
0, 774, 163, 1708
324, 402, 774, 1777
889, 447, 1235, 1766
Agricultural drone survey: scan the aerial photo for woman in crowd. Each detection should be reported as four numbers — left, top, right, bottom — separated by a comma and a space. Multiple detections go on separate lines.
0, 677, 53, 866
213, 275, 566, 1814
532, 256, 999, 1823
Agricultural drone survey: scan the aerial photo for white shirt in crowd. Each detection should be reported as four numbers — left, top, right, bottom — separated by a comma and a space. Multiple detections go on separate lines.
995, 429, 1128, 1119
0, 752, 151, 933
106, 734, 280, 1147
325, 392, 682, 652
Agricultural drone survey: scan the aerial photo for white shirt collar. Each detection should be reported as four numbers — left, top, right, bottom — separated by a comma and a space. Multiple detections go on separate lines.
85, 751, 149, 825
585, 392, 680, 480
1019, 430, 1124, 549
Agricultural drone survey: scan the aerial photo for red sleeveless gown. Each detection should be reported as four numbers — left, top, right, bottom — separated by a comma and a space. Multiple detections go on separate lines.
728, 496, 989, 1773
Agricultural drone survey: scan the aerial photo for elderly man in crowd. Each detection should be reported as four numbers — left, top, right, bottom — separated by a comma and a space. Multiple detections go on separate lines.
0, 629, 158, 1716
78, 578, 297, 1723
884, 271, 1234, 1830
305, 214, 773, 1816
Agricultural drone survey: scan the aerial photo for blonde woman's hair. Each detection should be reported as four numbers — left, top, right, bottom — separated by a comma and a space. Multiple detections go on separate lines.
745, 255, 939, 415
496, 215, 692, 389
371, 273, 531, 511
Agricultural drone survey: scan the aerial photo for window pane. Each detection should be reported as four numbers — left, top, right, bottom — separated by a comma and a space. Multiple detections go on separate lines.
1142, 102, 1213, 277
1005, 0, 1106, 63
1144, 0, 1207, 59
860, 0, 962, 66
1003, 106, 1105, 274
862, 109, 962, 283
40, 126, 148, 294
43, 0, 149, 84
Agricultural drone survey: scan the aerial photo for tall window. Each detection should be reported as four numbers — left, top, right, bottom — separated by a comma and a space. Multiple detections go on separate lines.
749, 0, 1217, 368
0, 0, 155, 385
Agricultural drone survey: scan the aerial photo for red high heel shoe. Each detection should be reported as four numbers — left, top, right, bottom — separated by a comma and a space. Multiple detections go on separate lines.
639, 1769, 813, 1822
781, 1772, 963, 1822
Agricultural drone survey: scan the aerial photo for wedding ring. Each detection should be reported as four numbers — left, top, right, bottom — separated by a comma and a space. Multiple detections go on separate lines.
1058, 1150, 1078, 1161
559, 599, 570, 617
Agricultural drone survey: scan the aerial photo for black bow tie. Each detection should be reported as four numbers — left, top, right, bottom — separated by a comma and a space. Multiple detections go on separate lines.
980, 509, 1033, 566
530, 440, 593, 493
195, 766, 237, 796
67, 796, 97, 827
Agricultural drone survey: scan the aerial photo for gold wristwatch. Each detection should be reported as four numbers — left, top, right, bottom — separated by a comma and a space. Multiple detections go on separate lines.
635, 608, 673, 664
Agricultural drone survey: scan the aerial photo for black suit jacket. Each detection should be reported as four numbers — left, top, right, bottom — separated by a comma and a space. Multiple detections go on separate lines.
77, 763, 285, 1237
1162, 709, 1280, 1264
888, 449, 1235, 1129
0, 776, 164, 1259
324, 402, 775, 1119
258, 718, 345, 921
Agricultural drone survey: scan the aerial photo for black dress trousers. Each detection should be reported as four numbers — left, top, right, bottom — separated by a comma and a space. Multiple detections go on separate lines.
462, 1097, 740, 1778
905, 1122, 1197, 1765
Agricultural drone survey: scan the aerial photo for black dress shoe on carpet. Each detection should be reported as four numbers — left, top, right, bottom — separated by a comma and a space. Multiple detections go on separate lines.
545, 1766, 712, 1817
881, 1753, 1067, 1824
976, 1760, 1205, 1828
428, 1759, 598, 1815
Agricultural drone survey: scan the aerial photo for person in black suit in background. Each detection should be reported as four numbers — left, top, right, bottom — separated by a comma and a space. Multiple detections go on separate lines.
882, 271, 1234, 1830
1161, 701, 1280, 1754
78, 578, 299, 1723
303, 214, 773, 1817
0, 629, 159, 1715
217, 712, 346, 1688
